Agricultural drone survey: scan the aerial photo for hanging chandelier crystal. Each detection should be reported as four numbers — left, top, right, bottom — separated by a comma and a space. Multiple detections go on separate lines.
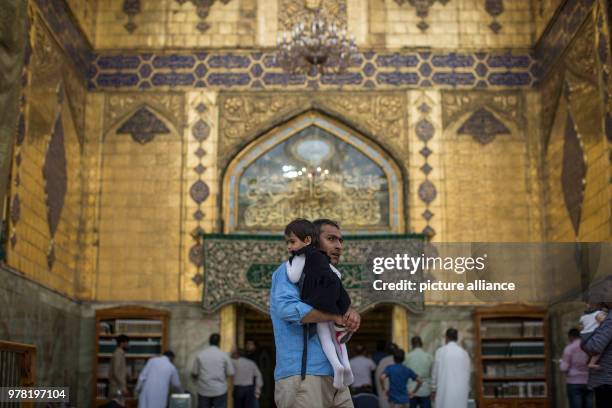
275, 9, 357, 75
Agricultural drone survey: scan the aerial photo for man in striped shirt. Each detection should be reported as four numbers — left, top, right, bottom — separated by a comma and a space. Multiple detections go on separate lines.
583, 300, 612, 407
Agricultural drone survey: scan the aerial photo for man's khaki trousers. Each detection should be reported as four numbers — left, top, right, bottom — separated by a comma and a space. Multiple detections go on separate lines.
275, 375, 354, 408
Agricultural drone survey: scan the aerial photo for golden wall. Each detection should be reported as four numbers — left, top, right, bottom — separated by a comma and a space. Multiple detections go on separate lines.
87, 0, 537, 50
65, 0, 96, 44
542, 5, 611, 244
95, 0, 257, 49
7, 5, 87, 298
534, 0, 565, 40
6, 0, 610, 305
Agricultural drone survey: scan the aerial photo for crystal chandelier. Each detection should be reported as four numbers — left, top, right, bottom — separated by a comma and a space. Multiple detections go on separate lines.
275, 9, 357, 75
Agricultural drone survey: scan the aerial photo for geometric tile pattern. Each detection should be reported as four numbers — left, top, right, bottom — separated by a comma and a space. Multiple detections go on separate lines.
415, 102, 437, 237
90, 50, 538, 90
485, 0, 505, 34
457, 107, 511, 145
116, 107, 171, 144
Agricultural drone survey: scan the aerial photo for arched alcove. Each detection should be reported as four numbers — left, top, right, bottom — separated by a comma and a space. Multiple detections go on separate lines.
222, 112, 405, 234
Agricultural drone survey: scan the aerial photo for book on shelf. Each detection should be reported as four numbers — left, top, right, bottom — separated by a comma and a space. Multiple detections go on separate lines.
523, 321, 544, 337
483, 360, 545, 378
96, 382, 108, 398
509, 341, 545, 356
116, 319, 163, 335
482, 381, 546, 398
481, 321, 523, 338
481, 320, 544, 338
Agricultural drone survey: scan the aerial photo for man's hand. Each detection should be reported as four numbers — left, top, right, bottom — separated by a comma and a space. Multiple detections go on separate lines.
409, 392, 415, 399
343, 308, 360, 332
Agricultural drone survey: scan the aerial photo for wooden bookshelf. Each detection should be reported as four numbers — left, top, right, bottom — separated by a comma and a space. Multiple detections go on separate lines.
93, 306, 169, 408
474, 306, 550, 408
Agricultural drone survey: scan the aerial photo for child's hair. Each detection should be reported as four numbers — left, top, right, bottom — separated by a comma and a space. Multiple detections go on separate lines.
392, 348, 405, 364
284, 218, 315, 242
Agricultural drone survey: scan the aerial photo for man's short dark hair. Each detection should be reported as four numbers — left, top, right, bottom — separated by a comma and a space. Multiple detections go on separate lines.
116, 334, 129, 345
446, 328, 458, 342
568, 328, 580, 339
284, 219, 315, 242
411, 336, 423, 348
312, 219, 340, 248
163, 350, 175, 359
355, 345, 366, 355
393, 348, 405, 364
209, 333, 220, 346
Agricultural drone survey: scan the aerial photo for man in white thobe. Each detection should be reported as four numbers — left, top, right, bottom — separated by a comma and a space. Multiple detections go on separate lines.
374, 343, 397, 408
432, 328, 471, 408
136, 351, 182, 408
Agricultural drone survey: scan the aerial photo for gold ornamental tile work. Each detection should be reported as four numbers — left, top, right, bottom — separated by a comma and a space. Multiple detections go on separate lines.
279, 0, 347, 31
7, 13, 85, 297
217, 91, 408, 170
441, 90, 525, 131
104, 92, 185, 135
542, 14, 611, 242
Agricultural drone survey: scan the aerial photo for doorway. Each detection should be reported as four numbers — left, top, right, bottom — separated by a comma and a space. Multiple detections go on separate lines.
238, 304, 393, 406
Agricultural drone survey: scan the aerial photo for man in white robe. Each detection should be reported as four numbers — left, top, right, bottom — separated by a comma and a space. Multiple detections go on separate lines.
136, 350, 182, 408
432, 328, 471, 408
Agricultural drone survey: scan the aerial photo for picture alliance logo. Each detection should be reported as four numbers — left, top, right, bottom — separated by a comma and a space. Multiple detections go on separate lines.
371, 253, 488, 275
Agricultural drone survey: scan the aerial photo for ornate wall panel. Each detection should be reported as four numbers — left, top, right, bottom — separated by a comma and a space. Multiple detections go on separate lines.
543, 4, 611, 242
96, 94, 185, 301
222, 112, 405, 234
279, 0, 347, 31
201, 234, 424, 314
442, 90, 525, 132
217, 91, 408, 171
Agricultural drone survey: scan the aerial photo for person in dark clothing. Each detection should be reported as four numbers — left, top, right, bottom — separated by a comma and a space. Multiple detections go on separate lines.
285, 218, 354, 389
582, 296, 612, 408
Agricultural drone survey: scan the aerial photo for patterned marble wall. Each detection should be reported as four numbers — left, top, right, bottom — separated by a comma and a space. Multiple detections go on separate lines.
7, 6, 85, 297
0, 267, 83, 403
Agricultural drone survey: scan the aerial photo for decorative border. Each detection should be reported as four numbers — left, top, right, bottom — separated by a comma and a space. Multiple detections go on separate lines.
414, 101, 437, 237
33, 0, 599, 91
223, 113, 404, 234
89, 51, 537, 90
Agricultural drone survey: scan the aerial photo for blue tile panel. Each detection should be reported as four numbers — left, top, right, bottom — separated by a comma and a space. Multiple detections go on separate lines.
88, 50, 539, 90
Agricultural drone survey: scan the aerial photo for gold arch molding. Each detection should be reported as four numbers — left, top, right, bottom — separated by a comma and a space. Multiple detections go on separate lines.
222, 111, 406, 234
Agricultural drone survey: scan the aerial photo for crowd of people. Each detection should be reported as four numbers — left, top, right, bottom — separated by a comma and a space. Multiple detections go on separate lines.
100, 217, 612, 408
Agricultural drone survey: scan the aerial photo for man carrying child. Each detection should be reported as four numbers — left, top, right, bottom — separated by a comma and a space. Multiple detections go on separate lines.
270, 219, 361, 408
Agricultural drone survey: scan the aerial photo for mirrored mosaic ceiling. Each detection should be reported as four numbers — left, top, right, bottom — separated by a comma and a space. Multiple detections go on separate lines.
237, 125, 390, 231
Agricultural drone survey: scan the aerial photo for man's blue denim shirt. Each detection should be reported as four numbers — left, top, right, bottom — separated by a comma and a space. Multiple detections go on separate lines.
270, 262, 334, 381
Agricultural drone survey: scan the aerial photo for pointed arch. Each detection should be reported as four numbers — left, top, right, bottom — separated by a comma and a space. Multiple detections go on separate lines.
222, 111, 405, 234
